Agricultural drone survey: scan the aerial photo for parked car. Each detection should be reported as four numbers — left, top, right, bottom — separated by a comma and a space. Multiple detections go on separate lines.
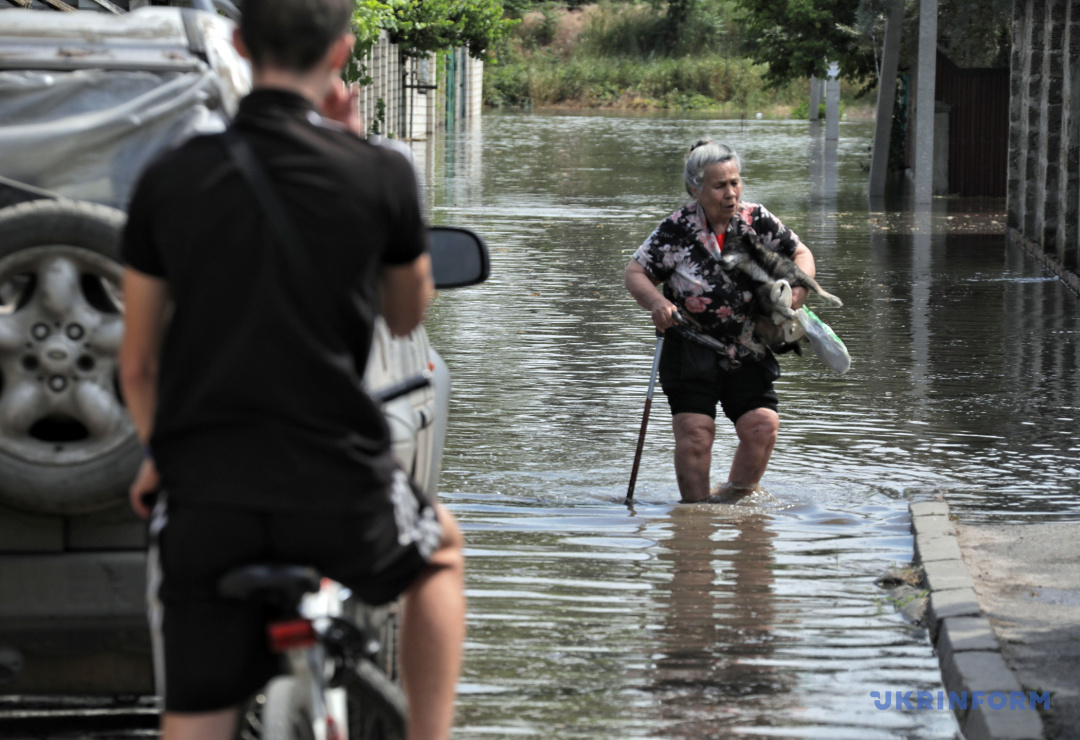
0, 5, 487, 696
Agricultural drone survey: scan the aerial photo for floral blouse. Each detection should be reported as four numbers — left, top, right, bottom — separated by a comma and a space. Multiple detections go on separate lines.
633, 201, 801, 368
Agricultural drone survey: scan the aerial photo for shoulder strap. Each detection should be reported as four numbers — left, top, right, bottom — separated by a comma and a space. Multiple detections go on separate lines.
218, 127, 307, 256
217, 127, 342, 334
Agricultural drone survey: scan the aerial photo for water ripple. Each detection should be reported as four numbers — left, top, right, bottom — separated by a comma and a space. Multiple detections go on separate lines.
423, 112, 1079, 738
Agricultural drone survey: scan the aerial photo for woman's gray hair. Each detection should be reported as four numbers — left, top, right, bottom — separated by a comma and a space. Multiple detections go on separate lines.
684, 139, 741, 196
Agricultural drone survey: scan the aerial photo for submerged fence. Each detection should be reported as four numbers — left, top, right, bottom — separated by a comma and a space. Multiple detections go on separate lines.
356, 34, 484, 141
1007, 0, 1080, 295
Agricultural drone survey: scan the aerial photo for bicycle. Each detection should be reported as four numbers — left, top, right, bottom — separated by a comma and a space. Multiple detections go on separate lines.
224, 373, 432, 740
223, 564, 406, 740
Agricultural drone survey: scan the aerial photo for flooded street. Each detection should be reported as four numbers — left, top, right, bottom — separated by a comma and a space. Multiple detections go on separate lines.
6, 112, 1075, 740
417, 111, 1080, 737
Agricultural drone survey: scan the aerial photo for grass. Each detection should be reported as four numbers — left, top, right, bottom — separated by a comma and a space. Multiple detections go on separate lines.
486, 47, 813, 113
484, 2, 874, 115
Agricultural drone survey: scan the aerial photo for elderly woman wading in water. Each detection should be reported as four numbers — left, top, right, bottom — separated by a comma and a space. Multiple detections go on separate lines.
624, 139, 819, 503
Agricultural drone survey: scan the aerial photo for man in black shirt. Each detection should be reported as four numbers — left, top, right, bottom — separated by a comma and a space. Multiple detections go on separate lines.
118, 0, 464, 737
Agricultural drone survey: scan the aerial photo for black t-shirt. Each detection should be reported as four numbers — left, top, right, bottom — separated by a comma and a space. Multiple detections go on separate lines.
122, 89, 426, 511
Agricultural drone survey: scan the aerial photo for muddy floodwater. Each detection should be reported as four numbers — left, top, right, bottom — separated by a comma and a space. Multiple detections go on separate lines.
417, 111, 1080, 738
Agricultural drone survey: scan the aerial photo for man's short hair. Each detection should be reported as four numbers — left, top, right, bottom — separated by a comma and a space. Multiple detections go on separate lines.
240, 0, 353, 73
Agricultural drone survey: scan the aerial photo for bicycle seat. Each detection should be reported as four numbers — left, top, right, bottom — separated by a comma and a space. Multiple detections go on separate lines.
217, 564, 321, 606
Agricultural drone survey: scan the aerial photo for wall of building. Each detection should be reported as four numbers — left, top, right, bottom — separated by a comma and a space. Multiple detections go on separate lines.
1008, 0, 1080, 294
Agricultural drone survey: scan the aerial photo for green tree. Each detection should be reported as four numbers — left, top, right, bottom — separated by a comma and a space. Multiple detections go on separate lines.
660, 0, 696, 53
731, 0, 875, 87
934, 0, 1013, 67
350, 0, 516, 63
387, 0, 515, 59
352, 0, 397, 59
732, 0, 1012, 90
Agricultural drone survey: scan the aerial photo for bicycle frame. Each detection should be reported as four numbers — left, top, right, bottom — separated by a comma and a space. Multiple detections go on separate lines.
267, 579, 350, 740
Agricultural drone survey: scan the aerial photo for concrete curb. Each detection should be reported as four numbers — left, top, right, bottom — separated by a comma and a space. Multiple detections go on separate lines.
909, 500, 1046, 740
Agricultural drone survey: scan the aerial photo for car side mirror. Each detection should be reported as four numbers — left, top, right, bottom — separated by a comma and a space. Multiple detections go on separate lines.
429, 226, 490, 289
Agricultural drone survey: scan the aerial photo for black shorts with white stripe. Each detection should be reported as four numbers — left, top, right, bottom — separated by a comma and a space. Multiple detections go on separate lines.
146, 470, 439, 712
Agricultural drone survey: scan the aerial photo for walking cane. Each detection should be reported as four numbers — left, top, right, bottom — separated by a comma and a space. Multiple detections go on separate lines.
625, 335, 664, 504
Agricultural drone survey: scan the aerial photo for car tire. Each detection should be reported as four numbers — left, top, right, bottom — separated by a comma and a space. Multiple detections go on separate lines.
0, 198, 141, 515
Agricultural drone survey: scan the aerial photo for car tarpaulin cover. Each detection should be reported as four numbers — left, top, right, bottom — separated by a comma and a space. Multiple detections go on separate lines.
0, 8, 249, 209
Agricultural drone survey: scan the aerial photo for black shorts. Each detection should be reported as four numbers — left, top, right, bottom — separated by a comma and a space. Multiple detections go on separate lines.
147, 470, 440, 713
658, 331, 779, 423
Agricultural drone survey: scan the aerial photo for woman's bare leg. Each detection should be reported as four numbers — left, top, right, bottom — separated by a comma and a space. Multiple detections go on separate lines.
673, 412, 715, 503
728, 407, 779, 490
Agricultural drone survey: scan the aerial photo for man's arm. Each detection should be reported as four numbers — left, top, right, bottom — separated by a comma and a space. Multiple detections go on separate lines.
118, 267, 170, 518
381, 253, 433, 337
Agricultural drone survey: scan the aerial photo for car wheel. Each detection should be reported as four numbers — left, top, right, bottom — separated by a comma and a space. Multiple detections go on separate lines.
0, 199, 140, 515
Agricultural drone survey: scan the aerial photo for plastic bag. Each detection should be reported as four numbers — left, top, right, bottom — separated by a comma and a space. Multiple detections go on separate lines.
794, 307, 851, 375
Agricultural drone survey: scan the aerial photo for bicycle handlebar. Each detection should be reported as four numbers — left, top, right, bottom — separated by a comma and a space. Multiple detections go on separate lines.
369, 372, 432, 406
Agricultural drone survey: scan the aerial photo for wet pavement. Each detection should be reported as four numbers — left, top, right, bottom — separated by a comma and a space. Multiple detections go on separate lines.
954, 516, 1080, 739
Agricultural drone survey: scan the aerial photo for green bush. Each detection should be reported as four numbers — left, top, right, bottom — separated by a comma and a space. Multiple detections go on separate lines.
789, 100, 847, 120
516, 2, 561, 48
483, 1, 857, 113
487, 53, 802, 109
485, 60, 532, 106
577, 3, 666, 57
577, 0, 741, 58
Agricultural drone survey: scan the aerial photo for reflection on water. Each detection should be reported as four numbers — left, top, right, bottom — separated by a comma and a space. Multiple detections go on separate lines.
448, 493, 955, 738
643, 508, 782, 736
422, 110, 1079, 737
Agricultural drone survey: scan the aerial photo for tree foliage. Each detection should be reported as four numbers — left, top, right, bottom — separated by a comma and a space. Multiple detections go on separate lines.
935, 0, 1013, 68
387, 0, 515, 58
732, 0, 1011, 90
352, 0, 397, 58
351, 0, 516, 62
659, 0, 695, 53
731, 0, 875, 87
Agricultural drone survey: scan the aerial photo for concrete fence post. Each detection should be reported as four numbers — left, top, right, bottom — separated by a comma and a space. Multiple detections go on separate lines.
869, 0, 905, 197
1065, 0, 1080, 271
1036, 0, 1066, 258
1008, 0, 1080, 293
825, 61, 841, 140
1008, 0, 1028, 230
913, 0, 938, 203
1024, 0, 1047, 237
809, 75, 822, 121
354, 38, 477, 139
